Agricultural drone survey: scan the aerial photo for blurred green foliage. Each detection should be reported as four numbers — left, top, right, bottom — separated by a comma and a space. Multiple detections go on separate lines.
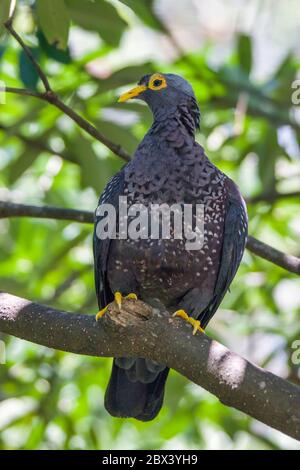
0, 0, 299, 450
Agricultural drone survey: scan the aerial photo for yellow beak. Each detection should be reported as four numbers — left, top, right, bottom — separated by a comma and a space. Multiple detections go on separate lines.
118, 85, 147, 102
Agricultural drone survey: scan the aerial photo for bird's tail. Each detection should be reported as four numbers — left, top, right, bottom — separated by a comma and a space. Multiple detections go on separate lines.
105, 359, 169, 421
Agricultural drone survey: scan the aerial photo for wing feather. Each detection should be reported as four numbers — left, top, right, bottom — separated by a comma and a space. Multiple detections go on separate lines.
198, 184, 248, 328
93, 170, 125, 309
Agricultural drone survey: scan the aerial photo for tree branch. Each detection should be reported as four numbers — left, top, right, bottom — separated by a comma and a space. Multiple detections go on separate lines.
0, 291, 299, 440
246, 236, 300, 275
0, 201, 93, 224
0, 201, 299, 275
3, 20, 130, 163
246, 190, 300, 204
0, 122, 97, 168
3, 87, 130, 162
5, 18, 52, 92
0, 122, 73, 162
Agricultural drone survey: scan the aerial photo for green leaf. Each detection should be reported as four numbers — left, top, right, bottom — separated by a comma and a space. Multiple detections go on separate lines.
7, 147, 40, 184
37, 30, 71, 64
0, 44, 6, 61
65, 0, 127, 46
64, 134, 118, 191
237, 34, 252, 76
119, 0, 164, 30
96, 120, 139, 154
268, 54, 298, 104
257, 126, 278, 193
36, 0, 70, 50
0, 0, 14, 35
19, 48, 40, 90
97, 63, 155, 93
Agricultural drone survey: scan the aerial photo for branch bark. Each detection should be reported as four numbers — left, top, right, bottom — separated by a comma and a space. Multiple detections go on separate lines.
0, 201, 299, 275
247, 235, 300, 275
0, 201, 93, 224
0, 291, 299, 440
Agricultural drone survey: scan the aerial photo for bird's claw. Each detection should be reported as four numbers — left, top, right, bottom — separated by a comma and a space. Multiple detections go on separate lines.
95, 292, 138, 320
114, 291, 123, 310
115, 291, 138, 310
172, 309, 204, 335
95, 306, 108, 321
125, 293, 138, 301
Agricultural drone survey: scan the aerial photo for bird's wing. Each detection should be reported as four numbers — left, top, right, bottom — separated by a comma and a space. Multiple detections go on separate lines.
198, 181, 248, 328
93, 170, 125, 309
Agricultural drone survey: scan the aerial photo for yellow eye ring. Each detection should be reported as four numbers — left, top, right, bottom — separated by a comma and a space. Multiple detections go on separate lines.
148, 73, 167, 91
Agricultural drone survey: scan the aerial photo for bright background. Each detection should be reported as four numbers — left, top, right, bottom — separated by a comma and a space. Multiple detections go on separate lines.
0, 0, 300, 450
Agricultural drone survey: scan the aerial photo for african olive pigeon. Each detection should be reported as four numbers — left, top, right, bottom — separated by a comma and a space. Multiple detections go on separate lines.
93, 73, 248, 421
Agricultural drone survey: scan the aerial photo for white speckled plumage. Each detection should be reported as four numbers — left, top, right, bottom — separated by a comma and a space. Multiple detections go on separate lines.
93, 73, 248, 421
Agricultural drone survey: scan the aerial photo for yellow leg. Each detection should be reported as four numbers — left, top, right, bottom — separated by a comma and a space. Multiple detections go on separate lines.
172, 309, 204, 335
95, 292, 138, 320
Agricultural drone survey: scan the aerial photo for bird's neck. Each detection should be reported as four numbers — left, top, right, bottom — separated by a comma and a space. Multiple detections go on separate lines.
151, 104, 198, 139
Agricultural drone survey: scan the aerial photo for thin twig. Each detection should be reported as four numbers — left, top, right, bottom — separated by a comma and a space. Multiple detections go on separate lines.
0, 201, 299, 275
246, 191, 300, 204
0, 201, 93, 224
4, 86, 43, 99
0, 122, 73, 161
5, 19, 51, 92
3, 21, 131, 162
4, 87, 130, 162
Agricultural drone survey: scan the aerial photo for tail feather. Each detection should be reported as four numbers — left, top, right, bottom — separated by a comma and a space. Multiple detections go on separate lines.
105, 359, 169, 421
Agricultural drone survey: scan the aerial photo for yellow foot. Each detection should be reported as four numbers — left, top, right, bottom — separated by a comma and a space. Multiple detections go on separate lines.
172, 309, 204, 335
95, 292, 138, 321
95, 306, 108, 321
115, 291, 138, 310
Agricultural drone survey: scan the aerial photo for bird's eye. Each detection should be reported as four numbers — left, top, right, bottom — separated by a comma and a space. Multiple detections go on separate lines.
153, 79, 162, 87
148, 75, 167, 91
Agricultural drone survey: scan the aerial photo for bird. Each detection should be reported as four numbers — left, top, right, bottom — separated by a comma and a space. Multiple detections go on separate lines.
93, 72, 248, 421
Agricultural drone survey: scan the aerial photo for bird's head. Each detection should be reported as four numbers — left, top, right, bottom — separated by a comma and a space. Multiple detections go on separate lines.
118, 73, 200, 132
